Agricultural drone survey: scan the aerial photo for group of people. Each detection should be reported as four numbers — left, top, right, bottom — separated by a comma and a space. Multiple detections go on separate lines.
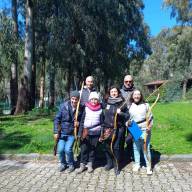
53, 75, 153, 176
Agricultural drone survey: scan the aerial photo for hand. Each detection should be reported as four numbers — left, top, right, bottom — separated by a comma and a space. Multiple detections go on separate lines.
54, 134, 58, 141
146, 126, 151, 133
116, 108, 121, 114
99, 137, 103, 142
125, 120, 131, 127
74, 121, 79, 128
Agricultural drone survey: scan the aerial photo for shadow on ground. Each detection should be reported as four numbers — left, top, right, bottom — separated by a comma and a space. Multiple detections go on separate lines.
0, 128, 31, 157
93, 143, 162, 171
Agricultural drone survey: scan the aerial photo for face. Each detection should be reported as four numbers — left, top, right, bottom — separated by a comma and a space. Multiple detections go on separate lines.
124, 75, 133, 88
70, 97, 79, 108
132, 90, 142, 103
90, 98, 99, 105
110, 88, 119, 98
86, 77, 94, 89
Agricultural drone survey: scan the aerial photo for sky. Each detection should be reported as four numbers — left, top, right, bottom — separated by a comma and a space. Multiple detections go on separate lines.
0, 0, 177, 37
143, 0, 177, 36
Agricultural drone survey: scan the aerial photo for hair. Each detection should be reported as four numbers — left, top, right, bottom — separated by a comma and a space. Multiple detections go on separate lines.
86, 76, 94, 82
104, 85, 123, 101
129, 89, 145, 104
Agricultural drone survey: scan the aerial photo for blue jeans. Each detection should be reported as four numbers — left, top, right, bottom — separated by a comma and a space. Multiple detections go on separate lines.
57, 135, 75, 166
133, 131, 151, 167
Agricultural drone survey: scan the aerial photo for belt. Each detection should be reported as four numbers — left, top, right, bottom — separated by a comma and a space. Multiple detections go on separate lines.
136, 119, 146, 124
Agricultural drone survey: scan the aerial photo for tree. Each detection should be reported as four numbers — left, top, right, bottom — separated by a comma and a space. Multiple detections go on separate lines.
15, 0, 35, 114
164, 0, 192, 24
10, 0, 18, 113
167, 27, 192, 99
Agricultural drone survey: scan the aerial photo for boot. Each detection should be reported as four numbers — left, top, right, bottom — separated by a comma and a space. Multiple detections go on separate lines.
87, 162, 93, 173
104, 151, 113, 171
76, 163, 86, 174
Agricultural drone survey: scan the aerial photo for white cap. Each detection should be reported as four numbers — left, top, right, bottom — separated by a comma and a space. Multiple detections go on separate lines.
89, 92, 99, 100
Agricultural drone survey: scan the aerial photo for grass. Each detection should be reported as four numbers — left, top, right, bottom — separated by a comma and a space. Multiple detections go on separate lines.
0, 115, 54, 154
151, 102, 192, 154
0, 102, 192, 155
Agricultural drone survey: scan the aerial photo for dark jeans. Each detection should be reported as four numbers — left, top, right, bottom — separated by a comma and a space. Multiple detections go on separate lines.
80, 135, 99, 165
104, 128, 125, 168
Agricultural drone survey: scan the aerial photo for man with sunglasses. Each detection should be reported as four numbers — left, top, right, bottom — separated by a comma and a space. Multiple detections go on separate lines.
120, 75, 136, 107
120, 75, 136, 163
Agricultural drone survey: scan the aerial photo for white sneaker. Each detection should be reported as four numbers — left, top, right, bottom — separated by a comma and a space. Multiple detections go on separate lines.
147, 166, 152, 175
132, 164, 140, 172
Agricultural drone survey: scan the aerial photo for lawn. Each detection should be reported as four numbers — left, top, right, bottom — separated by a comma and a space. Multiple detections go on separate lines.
0, 102, 192, 154
151, 102, 192, 154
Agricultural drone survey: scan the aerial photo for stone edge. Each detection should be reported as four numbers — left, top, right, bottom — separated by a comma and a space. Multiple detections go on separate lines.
0, 153, 192, 162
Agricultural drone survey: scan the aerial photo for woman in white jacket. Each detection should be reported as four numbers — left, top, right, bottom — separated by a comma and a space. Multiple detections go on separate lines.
129, 89, 153, 175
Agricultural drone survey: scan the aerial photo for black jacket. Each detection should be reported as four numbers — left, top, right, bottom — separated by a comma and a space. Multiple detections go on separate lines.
103, 99, 130, 129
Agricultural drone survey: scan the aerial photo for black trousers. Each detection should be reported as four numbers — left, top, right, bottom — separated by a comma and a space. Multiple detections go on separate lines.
80, 135, 99, 164
104, 128, 125, 168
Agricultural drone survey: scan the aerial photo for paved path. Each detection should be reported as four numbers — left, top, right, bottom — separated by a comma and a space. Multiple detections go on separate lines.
0, 160, 192, 192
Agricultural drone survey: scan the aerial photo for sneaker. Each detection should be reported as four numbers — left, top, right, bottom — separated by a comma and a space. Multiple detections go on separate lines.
147, 166, 152, 175
76, 163, 87, 174
104, 164, 113, 171
67, 165, 75, 173
132, 164, 140, 172
59, 164, 67, 172
114, 167, 120, 176
87, 162, 93, 173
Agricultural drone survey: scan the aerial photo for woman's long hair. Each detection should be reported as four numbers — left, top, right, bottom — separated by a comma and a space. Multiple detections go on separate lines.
129, 89, 145, 104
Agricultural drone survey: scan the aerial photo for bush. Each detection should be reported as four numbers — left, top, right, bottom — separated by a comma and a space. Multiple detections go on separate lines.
186, 88, 192, 100
160, 80, 182, 102
28, 107, 57, 117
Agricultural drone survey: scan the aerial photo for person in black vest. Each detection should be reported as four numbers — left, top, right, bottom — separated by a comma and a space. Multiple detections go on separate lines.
54, 91, 82, 173
100, 86, 129, 175
120, 75, 136, 162
80, 76, 97, 106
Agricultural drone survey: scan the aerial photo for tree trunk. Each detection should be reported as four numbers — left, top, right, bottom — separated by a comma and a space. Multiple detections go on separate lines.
66, 64, 72, 97
30, 28, 36, 109
14, 77, 29, 114
39, 57, 46, 108
49, 60, 55, 108
182, 79, 188, 100
10, 0, 18, 114
15, 0, 34, 114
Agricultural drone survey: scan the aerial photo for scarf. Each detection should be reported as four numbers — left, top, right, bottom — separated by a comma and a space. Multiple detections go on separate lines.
107, 96, 124, 105
122, 84, 135, 92
85, 102, 101, 111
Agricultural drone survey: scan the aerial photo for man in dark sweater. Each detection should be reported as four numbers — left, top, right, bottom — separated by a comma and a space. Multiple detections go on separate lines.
120, 75, 135, 162
80, 76, 97, 106
120, 75, 135, 107
54, 91, 82, 173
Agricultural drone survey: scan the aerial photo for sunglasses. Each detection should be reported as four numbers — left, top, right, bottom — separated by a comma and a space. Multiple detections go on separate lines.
124, 80, 132, 83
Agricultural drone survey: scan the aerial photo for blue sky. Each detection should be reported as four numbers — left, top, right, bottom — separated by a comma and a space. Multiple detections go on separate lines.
0, 0, 177, 37
143, 0, 177, 36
